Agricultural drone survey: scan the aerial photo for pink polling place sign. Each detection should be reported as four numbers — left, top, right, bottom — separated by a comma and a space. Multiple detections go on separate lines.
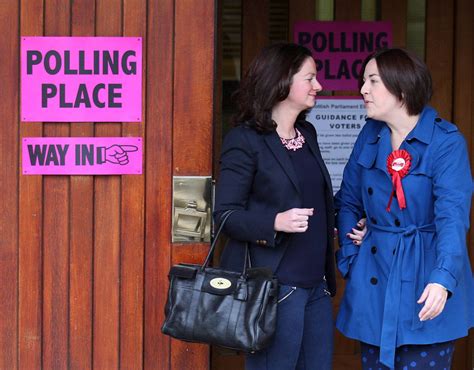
294, 21, 392, 91
22, 137, 142, 175
21, 37, 142, 122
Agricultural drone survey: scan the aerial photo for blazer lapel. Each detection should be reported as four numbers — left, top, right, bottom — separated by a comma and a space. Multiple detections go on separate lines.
264, 131, 301, 194
298, 123, 333, 194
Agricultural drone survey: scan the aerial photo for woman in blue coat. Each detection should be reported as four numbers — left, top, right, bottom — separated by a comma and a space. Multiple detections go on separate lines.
335, 47, 474, 369
214, 43, 365, 370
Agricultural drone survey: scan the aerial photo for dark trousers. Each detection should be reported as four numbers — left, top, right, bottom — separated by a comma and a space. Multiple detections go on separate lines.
246, 281, 334, 370
361, 340, 455, 370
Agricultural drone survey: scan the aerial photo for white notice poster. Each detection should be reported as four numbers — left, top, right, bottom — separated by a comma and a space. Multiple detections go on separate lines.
306, 97, 367, 193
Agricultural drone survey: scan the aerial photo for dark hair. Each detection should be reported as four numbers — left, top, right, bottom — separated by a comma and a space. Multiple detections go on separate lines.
232, 43, 313, 133
359, 48, 432, 115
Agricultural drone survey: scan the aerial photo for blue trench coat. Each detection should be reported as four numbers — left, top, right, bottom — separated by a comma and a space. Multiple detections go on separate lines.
335, 106, 474, 369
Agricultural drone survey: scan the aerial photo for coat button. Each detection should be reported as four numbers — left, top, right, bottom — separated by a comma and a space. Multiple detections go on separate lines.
395, 219, 401, 227
261, 240, 267, 245
370, 217, 377, 224
435, 117, 442, 122
368, 187, 373, 195
370, 277, 378, 285
371, 246, 377, 254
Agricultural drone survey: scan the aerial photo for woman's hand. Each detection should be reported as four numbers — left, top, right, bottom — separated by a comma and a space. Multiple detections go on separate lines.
274, 208, 313, 233
417, 283, 448, 321
346, 218, 367, 245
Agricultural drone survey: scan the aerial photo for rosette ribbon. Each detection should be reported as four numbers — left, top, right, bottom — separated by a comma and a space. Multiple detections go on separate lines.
386, 149, 411, 212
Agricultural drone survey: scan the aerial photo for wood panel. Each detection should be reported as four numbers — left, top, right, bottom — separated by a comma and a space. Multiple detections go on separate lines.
173, 0, 215, 176
144, 0, 174, 368
454, 0, 474, 251
334, 0, 361, 21
381, 0, 407, 48
69, 1, 95, 369
426, 0, 454, 121
0, 1, 19, 369
241, 0, 269, 76
18, 0, 43, 368
42, 1, 71, 369
289, 0, 315, 39
213, 0, 224, 178
121, 1, 146, 369
93, 1, 122, 368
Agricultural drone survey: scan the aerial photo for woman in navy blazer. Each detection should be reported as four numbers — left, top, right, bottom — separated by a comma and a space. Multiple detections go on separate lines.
214, 43, 364, 370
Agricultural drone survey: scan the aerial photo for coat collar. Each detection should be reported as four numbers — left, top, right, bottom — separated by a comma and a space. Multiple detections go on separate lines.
405, 106, 437, 145
357, 106, 438, 176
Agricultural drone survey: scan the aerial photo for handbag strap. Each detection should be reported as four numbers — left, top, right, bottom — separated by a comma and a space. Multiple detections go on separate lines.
201, 210, 251, 276
201, 209, 235, 269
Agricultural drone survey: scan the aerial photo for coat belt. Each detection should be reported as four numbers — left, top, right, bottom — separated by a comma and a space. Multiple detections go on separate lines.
367, 222, 436, 369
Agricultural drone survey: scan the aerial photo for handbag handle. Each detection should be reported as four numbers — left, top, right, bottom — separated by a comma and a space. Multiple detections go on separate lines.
201, 210, 251, 276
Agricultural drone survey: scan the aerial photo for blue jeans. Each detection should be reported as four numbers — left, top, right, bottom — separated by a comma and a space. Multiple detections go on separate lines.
246, 281, 334, 370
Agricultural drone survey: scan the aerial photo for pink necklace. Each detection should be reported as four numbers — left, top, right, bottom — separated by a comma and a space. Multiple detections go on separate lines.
279, 128, 305, 151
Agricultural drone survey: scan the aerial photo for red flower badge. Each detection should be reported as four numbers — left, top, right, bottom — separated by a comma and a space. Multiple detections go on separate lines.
386, 149, 411, 212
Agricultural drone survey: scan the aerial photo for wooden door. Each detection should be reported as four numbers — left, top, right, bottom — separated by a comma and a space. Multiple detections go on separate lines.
0, 0, 216, 369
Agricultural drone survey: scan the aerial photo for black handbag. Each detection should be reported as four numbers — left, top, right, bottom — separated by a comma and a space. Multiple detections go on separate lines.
161, 210, 278, 352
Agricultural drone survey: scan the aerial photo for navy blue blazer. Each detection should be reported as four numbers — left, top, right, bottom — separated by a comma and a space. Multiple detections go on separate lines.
214, 120, 337, 295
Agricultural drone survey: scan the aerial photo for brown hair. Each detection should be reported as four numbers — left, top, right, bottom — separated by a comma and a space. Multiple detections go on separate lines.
359, 48, 432, 115
232, 43, 313, 133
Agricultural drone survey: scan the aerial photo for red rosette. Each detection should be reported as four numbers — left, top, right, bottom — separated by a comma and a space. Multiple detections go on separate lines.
386, 149, 411, 212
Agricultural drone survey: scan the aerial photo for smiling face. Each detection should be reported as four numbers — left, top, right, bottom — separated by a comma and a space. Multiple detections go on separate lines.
284, 57, 322, 112
360, 58, 404, 122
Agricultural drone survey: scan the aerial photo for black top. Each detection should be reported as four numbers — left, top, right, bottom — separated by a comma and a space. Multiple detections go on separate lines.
275, 141, 328, 288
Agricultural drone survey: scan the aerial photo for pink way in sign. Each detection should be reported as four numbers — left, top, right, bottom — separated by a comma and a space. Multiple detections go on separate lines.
22, 137, 143, 175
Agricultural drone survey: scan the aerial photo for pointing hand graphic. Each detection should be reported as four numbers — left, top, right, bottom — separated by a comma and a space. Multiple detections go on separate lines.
98, 144, 139, 165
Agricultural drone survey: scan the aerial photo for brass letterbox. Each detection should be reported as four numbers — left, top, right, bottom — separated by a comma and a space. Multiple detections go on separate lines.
172, 176, 212, 242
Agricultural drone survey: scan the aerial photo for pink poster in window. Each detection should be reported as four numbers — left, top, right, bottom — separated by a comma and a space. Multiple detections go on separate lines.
21, 37, 142, 122
294, 21, 392, 91
22, 137, 142, 175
